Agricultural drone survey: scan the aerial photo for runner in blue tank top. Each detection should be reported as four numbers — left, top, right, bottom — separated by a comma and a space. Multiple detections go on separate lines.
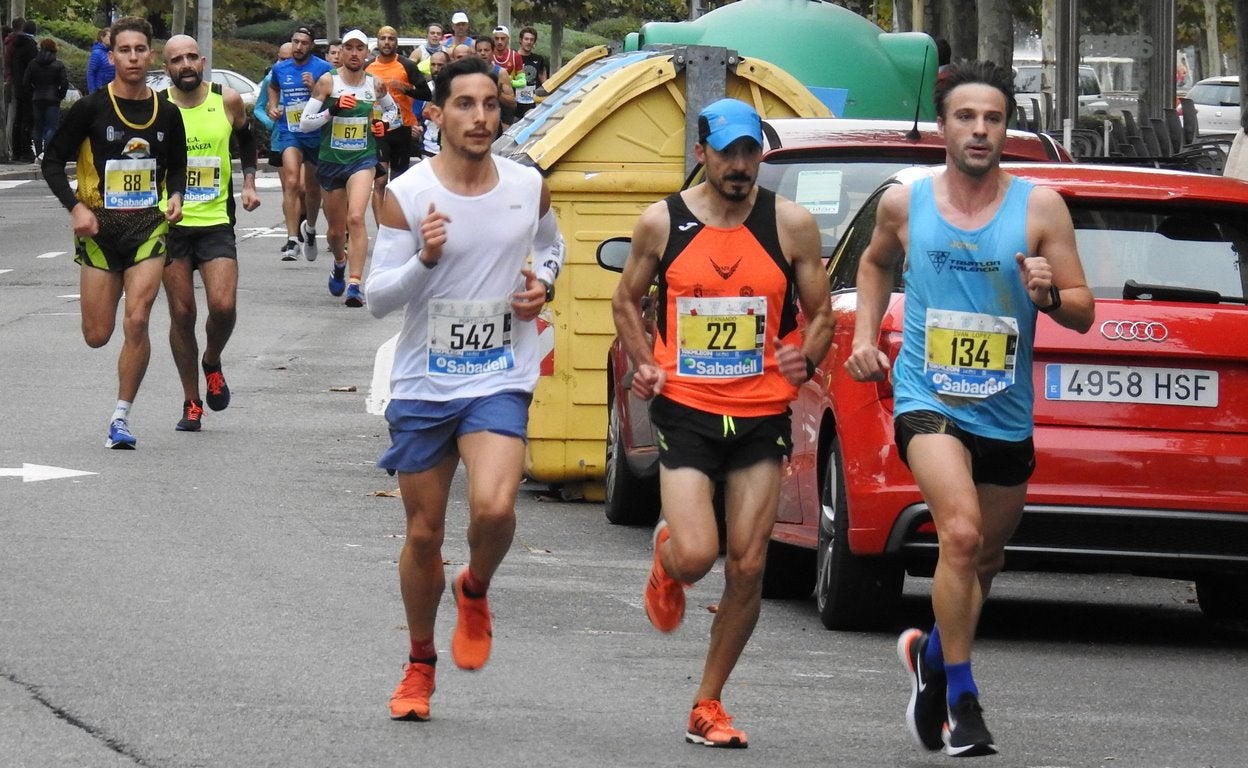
846, 61, 1094, 758
265, 25, 333, 261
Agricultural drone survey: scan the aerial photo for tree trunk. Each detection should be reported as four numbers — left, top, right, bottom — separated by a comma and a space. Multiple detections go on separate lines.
1236, 0, 1248, 130
1041, 0, 1056, 67
893, 0, 912, 31
172, 0, 186, 37
943, 0, 976, 62
549, 17, 564, 73
1201, 0, 1219, 78
976, 0, 1012, 67
325, 0, 339, 42
938, 0, 978, 63
496, 0, 512, 29
380, 0, 401, 30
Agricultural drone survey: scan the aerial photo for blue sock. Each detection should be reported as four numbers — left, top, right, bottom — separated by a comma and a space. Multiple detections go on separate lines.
924, 625, 945, 671
945, 661, 979, 706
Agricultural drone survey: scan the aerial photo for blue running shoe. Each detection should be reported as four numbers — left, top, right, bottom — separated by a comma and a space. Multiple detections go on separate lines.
344, 283, 365, 307
328, 264, 346, 297
106, 419, 137, 449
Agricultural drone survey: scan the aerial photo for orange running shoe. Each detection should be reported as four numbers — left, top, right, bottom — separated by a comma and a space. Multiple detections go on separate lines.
644, 520, 685, 632
389, 662, 435, 721
686, 698, 749, 748
451, 566, 493, 670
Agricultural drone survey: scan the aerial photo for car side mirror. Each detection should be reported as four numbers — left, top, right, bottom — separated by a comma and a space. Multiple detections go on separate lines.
595, 237, 631, 273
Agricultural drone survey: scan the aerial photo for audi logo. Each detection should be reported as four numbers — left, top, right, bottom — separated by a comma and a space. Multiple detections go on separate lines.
1100, 320, 1169, 342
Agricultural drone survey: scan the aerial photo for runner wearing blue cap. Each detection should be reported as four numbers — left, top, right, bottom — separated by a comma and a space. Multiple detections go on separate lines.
612, 97, 834, 748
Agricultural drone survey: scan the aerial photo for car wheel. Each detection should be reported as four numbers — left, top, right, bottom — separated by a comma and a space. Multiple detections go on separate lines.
815, 436, 903, 630
1195, 576, 1248, 623
603, 389, 660, 526
761, 539, 816, 599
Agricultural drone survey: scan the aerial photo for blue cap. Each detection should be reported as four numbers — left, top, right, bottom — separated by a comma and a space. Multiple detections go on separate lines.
697, 98, 763, 151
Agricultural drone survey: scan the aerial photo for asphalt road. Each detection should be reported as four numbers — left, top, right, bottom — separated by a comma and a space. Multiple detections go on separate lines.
1, 170, 1246, 768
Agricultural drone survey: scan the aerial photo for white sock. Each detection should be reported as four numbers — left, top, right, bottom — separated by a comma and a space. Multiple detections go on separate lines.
112, 400, 132, 423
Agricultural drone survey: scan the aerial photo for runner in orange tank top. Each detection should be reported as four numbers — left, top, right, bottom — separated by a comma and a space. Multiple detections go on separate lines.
611, 98, 834, 748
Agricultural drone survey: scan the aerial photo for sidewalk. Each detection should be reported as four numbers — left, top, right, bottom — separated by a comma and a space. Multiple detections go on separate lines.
0, 157, 46, 182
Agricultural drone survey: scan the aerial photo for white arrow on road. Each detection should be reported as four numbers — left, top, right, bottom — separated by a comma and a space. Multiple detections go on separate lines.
0, 463, 97, 483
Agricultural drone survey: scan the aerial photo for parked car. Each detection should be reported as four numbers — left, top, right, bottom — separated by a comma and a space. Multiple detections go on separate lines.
598, 117, 1066, 566
1012, 64, 1109, 129
146, 68, 261, 110
1184, 75, 1241, 136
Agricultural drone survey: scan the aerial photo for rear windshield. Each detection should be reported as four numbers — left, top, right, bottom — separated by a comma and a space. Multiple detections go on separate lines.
1187, 83, 1240, 107
758, 158, 922, 257
1072, 204, 1248, 300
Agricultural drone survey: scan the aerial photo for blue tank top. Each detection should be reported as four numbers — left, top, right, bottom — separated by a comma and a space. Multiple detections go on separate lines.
893, 174, 1037, 441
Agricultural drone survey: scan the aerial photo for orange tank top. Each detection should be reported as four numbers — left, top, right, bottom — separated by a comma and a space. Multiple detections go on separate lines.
652, 188, 800, 417
366, 56, 417, 126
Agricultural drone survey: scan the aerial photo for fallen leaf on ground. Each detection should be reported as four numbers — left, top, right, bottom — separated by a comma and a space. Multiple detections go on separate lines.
330, 385, 357, 392
369, 488, 402, 497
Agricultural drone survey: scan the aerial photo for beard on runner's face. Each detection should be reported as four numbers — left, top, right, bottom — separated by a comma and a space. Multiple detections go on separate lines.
174, 68, 203, 91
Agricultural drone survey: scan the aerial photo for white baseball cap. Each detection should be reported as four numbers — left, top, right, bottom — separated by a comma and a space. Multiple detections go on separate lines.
451, 11, 469, 24
493, 25, 510, 38
341, 29, 369, 47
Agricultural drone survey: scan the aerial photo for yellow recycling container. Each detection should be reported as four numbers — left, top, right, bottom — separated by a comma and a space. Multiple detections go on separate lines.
496, 46, 830, 500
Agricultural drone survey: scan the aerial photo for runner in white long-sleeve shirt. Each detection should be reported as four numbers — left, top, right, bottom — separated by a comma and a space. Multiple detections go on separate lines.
365, 55, 565, 722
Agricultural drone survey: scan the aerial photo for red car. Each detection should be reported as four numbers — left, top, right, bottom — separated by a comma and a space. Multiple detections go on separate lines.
602, 118, 1067, 529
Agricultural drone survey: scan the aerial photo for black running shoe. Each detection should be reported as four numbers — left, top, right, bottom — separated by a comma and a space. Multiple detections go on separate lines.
280, 239, 299, 261
943, 692, 997, 757
176, 400, 204, 432
897, 628, 947, 751
203, 361, 231, 411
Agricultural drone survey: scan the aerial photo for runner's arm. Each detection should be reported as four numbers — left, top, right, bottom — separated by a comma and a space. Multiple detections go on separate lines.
532, 181, 565, 288
366, 194, 431, 319
42, 99, 91, 211
399, 56, 432, 102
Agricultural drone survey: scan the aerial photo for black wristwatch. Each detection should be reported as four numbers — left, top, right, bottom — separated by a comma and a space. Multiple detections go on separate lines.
1035, 284, 1061, 314
538, 278, 555, 303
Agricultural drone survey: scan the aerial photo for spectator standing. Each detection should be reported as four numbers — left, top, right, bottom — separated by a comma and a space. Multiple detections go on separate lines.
87, 27, 115, 93
10, 19, 38, 161
513, 27, 548, 120
22, 37, 68, 162
326, 39, 342, 69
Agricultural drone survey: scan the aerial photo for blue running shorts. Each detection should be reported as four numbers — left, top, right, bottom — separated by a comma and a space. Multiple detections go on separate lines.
379, 390, 532, 475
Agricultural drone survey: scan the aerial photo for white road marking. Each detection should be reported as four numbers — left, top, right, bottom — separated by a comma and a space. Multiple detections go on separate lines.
36, 251, 65, 259
0, 463, 97, 483
0, 269, 12, 275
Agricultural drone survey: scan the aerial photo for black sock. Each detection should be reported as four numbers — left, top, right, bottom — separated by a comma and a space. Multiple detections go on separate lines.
409, 654, 438, 666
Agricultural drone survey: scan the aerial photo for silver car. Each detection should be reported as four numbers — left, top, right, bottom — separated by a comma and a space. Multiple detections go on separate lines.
146, 68, 261, 110
1185, 75, 1241, 136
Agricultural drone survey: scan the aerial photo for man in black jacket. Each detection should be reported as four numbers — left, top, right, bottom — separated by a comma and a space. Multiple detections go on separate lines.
22, 36, 68, 161
10, 19, 38, 161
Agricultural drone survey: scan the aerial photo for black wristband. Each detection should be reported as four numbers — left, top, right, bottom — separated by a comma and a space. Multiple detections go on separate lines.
804, 357, 817, 382
1035, 284, 1062, 314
